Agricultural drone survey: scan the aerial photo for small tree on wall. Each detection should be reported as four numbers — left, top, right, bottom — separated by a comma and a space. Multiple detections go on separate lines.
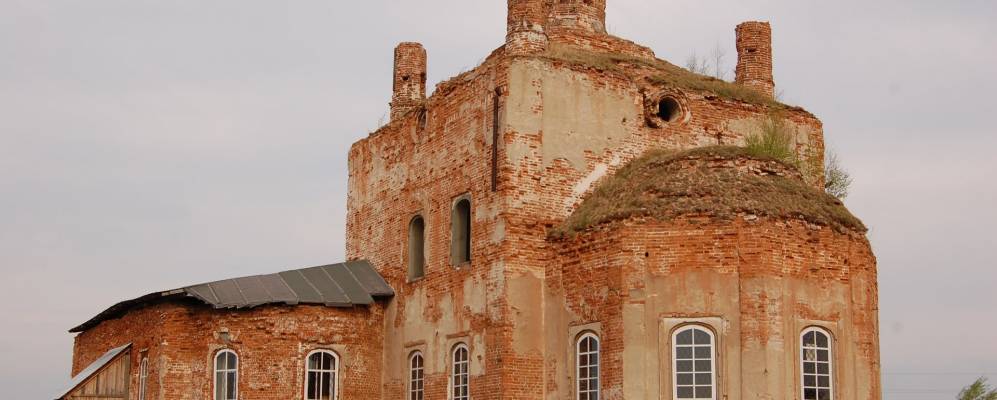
824, 150, 852, 199
958, 378, 997, 400
743, 117, 853, 199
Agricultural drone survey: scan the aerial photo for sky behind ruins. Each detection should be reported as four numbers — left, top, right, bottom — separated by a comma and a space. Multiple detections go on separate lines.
1, 1, 994, 398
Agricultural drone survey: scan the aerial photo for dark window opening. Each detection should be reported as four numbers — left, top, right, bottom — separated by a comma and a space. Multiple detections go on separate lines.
451, 199, 471, 265
657, 97, 682, 123
408, 216, 426, 280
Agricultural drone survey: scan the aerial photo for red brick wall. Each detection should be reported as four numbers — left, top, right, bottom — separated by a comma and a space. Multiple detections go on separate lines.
71, 302, 385, 400
549, 217, 881, 399
347, 46, 511, 400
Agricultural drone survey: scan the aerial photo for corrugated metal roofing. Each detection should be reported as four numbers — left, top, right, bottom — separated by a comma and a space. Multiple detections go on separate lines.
53, 343, 131, 399
70, 260, 393, 333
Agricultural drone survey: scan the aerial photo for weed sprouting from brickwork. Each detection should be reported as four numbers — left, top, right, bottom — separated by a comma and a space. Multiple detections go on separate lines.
742, 117, 852, 199
744, 117, 796, 163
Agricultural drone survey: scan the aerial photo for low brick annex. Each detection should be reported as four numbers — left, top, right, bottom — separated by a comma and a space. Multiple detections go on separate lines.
62, 1, 881, 400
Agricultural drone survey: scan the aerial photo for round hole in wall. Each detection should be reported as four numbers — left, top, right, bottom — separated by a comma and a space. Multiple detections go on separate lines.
657, 97, 682, 123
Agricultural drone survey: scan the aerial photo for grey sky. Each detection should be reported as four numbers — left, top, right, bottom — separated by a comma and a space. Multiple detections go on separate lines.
1, 1, 994, 398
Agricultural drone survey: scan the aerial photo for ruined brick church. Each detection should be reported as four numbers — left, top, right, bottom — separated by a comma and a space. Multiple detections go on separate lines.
59, 1, 881, 399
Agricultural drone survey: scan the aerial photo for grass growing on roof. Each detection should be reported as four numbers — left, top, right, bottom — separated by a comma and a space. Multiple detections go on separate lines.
541, 44, 787, 108
552, 146, 866, 238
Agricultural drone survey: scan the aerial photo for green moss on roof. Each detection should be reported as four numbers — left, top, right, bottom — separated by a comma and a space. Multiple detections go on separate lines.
552, 146, 866, 238
541, 45, 794, 110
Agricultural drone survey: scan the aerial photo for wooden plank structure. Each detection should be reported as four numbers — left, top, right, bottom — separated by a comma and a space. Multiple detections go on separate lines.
57, 344, 131, 400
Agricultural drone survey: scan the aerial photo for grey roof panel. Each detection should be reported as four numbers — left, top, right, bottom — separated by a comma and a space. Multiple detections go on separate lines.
54, 343, 131, 399
185, 284, 219, 304
345, 260, 395, 296
70, 260, 393, 333
208, 279, 245, 307
277, 270, 323, 304
326, 264, 374, 305
300, 266, 351, 306
259, 274, 298, 304
232, 276, 272, 307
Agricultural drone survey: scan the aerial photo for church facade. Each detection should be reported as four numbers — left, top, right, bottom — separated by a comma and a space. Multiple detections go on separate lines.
60, 1, 881, 399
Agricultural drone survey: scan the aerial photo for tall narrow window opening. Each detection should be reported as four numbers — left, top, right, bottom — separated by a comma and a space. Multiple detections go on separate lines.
801, 328, 833, 400
576, 333, 600, 400
672, 326, 716, 399
138, 356, 149, 400
452, 344, 470, 400
305, 350, 339, 400
213, 350, 238, 400
408, 216, 426, 280
409, 351, 425, 400
491, 88, 501, 191
451, 198, 471, 265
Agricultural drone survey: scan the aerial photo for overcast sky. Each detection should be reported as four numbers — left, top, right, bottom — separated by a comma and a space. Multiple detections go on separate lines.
2, 1, 995, 398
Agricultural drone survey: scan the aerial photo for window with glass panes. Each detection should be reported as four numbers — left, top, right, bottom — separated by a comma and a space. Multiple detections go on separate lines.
801, 328, 833, 400
213, 350, 238, 400
452, 344, 469, 400
305, 350, 338, 400
672, 326, 716, 399
410, 352, 424, 400
576, 333, 600, 400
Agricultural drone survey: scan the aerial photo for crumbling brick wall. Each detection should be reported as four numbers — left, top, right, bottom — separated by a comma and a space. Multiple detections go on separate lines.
71, 302, 385, 400
549, 217, 881, 399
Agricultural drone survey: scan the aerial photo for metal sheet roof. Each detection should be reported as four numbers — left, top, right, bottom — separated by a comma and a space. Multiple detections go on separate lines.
54, 343, 131, 399
70, 260, 393, 333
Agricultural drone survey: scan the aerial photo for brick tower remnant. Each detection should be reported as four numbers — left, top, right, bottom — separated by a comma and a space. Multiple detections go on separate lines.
506, 0, 549, 55
548, 0, 607, 34
735, 21, 776, 97
390, 42, 427, 121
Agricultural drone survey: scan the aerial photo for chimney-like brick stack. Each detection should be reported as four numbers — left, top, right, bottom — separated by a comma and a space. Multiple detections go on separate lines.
735, 21, 775, 97
390, 42, 427, 121
548, 0, 607, 34
506, 0, 548, 55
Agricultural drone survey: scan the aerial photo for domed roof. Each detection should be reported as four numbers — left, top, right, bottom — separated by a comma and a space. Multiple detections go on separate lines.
554, 146, 866, 237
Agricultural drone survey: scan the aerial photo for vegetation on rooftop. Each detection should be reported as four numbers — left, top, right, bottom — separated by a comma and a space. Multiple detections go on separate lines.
551, 146, 866, 239
743, 117, 853, 199
542, 44, 789, 109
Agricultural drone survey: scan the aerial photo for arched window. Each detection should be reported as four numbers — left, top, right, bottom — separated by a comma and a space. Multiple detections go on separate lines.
451, 198, 471, 265
409, 351, 424, 400
672, 325, 716, 399
408, 216, 426, 280
305, 350, 339, 400
138, 356, 149, 400
213, 350, 238, 400
576, 332, 600, 400
801, 328, 833, 400
452, 344, 470, 400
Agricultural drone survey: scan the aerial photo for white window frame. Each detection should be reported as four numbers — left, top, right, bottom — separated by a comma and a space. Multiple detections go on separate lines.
213, 349, 238, 400
304, 349, 340, 400
409, 351, 425, 400
800, 327, 834, 400
451, 343, 470, 400
671, 325, 717, 400
576, 332, 600, 400
138, 356, 149, 400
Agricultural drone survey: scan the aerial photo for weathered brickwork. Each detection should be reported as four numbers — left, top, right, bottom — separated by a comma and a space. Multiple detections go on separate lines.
549, 217, 879, 399
736, 21, 776, 97
67, 1, 880, 399
72, 302, 385, 400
